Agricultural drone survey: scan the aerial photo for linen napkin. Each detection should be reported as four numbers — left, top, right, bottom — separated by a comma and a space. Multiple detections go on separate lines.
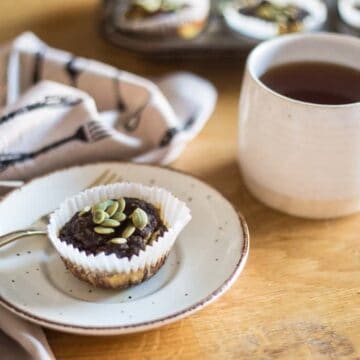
0, 32, 217, 181
0, 32, 216, 358
0, 308, 55, 360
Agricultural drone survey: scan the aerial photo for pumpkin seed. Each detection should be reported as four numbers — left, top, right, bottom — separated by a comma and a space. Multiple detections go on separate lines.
117, 197, 126, 213
93, 200, 113, 212
101, 219, 121, 227
93, 209, 107, 224
131, 208, 148, 230
79, 206, 91, 216
122, 225, 136, 239
112, 211, 127, 222
94, 226, 115, 234
106, 201, 119, 217
109, 237, 127, 245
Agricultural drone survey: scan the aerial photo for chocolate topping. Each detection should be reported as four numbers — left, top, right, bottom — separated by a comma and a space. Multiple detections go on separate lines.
59, 197, 167, 259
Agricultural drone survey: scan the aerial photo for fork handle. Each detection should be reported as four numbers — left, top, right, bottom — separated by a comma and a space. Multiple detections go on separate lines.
0, 229, 47, 248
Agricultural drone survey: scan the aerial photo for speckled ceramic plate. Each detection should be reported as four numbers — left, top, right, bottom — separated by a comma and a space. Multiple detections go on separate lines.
0, 162, 249, 335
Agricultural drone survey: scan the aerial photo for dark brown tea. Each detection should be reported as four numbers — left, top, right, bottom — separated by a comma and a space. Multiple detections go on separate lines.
260, 62, 360, 105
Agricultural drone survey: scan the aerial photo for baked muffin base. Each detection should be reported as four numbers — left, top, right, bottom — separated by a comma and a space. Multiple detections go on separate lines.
62, 254, 168, 289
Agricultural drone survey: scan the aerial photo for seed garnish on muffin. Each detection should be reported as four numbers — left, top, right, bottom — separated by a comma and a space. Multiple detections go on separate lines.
114, 0, 210, 39
238, 0, 310, 34
125, 0, 188, 20
59, 197, 167, 260
223, 0, 327, 40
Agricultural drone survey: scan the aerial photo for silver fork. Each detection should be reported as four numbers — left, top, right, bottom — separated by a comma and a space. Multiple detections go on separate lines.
0, 169, 122, 248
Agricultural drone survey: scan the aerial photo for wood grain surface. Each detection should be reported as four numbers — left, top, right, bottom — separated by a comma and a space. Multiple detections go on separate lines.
0, 1, 359, 359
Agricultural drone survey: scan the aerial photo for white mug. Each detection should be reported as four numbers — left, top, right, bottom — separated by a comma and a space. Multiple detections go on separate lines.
238, 33, 360, 219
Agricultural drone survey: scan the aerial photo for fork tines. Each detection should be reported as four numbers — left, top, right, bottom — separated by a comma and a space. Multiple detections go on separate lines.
88, 169, 123, 189
86, 121, 112, 142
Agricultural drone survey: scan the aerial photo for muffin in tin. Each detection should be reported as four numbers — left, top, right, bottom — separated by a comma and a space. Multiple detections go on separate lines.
114, 0, 210, 39
338, 0, 360, 29
48, 182, 191, 289
223, 0, 327, 40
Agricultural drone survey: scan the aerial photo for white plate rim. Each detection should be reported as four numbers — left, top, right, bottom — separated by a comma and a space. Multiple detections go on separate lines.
0, 162, 250, 335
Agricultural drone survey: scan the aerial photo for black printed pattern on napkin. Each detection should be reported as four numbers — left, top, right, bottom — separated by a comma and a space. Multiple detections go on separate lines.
0, 120, 111, 172
0, 95, 82, 126
0, 95, 86, 171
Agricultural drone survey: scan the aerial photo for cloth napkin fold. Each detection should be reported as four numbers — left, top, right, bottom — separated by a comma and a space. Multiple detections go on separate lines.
0, 32, 217, 181
0, 308, 55, 360
0, 32, 216, 358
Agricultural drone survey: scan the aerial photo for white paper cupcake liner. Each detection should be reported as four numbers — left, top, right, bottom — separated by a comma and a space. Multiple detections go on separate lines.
338, 0, 360, 29
223, 0, 327, 40
114, 0, 210, 35
48, 182, 191, 276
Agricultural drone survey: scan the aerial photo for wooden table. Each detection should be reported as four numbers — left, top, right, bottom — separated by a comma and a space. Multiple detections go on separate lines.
1, 1, 359, 359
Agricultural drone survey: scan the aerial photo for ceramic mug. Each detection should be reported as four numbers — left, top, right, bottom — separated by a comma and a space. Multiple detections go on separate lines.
238, 33, 360, 219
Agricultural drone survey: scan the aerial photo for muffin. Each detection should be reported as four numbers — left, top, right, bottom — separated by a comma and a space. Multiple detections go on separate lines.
223, 0, 327, 40
48, 183, 191, 289
338, 0, 360, 29
114, 0, 210, 39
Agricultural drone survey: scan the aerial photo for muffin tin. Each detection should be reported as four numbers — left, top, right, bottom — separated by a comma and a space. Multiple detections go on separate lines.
101, 0, 360, 57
